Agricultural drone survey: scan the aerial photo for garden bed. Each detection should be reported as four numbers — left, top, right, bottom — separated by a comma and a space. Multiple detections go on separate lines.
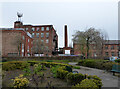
2, 67, 70, 88
2, 61, 102, 89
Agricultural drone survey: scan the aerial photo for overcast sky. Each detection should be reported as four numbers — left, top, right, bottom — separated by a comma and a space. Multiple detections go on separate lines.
0, 0, 118, 48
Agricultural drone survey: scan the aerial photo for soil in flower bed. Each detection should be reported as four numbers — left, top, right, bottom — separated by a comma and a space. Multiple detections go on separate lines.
2, 66, 71, 88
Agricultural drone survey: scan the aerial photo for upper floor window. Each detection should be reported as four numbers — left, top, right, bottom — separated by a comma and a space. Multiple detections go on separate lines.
111, 52, 115, 56
36, 33, 39, 38
41, 40, 44, 43
46, 39, 49, 43
117, 45, 120, 50
32, 27, 35, 31
23, 36, 25, 40
26, 28, 28, 31
41, 33, 44, 38
46, 46, 49, 50
22, 44, 24, 52
105, 46, 108, 50
46, 33, 49, 37
46, 27, 49, 31
27, 46, 29, 52
28, 39, 30, 42
37, 27, 39, 31
105, 52, 109, 56
32, 33, 35, 38
41, 27, 44, 31
111, 45, 114, 50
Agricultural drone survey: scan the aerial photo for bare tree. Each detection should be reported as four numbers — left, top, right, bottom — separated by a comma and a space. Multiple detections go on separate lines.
72, 31, 87, 57
72, 27, 108, 58
32, 38, 46, 55
13, 34, 22, 56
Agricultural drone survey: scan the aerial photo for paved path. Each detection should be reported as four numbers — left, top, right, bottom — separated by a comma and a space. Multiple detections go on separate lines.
69, 62, 120, 88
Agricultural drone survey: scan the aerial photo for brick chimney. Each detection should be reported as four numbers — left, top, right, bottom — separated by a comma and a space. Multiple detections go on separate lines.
14, 21, 23, 28
65, 25, 68, 48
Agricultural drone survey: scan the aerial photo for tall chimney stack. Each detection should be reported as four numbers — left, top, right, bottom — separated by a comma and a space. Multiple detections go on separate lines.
65, 25, 68, 48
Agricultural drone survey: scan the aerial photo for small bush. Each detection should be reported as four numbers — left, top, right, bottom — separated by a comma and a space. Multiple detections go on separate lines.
12, 74, 29, 88
66, 72, 85, 85
56, 66, 69, 79
83, 60, 96, 68
87, 75, 102, 88
27, 61, 40, 66
73, 79, 98, 89
73, 66, 80, 69
78, 60, 84, 65
51, 65, 60, 77
102, 62, 115, 71
34, 63, 46, 75
115, 59, 120, 63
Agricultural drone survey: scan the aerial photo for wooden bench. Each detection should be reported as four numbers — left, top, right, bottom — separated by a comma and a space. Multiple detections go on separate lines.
111, 64, 120, 75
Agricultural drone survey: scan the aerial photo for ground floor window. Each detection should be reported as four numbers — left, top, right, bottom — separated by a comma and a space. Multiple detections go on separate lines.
7, 53, 18, 56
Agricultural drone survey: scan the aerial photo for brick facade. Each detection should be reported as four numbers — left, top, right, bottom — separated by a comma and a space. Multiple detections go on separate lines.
14, 21, 58, 56
73, 40, 120, 58
1, 28, 33, 57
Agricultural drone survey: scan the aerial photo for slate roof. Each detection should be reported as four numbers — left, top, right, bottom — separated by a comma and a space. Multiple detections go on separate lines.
104, 40, 120, 44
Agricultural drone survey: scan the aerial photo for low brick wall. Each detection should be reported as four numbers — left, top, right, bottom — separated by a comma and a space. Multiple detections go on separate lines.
2, 56, 83, 62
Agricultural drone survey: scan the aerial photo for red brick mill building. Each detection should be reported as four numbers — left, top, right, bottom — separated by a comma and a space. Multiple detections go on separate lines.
73, 40, 120, 58
14, 21, 58, 56
1, 28, 33, 57
1, 20, 58, 57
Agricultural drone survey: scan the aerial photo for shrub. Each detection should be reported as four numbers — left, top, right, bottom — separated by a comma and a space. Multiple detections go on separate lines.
2, 61, 30, 71
78, 59, 117, 71
27, 61, 41, 66
73, 66, 80, 69
102, 62, 115, 71
115, 59, 120, 63
56, 66, 69, 79
51, 65, 60, 77
73, 79, 98, 89
83, 59, 96, 68
3, 61, 72, 71
12, 74, 29, 88
78, 60, 84, 65
33, 63, 46, 75
87, 75, 102, 88
66, 72, 85, 85
2, 62, 16, 71
28, 61, 72, 68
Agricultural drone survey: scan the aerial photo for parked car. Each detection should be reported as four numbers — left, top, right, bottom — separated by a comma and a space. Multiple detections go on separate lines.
109, 56, 118, 61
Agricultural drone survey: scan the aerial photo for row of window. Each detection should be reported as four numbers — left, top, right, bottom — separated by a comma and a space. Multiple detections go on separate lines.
36, 39, 49, 43
93, 52, 118, 57
25, 27, 49, 31
104, 45, 120, 50
92, 45, 120, 50
32, 33, 49, 38
105, 52, 118, 56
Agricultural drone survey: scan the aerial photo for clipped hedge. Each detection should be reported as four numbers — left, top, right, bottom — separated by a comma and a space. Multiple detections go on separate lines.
66, 72, 85, 85
56, 66, 69, 79
2, 61, 73, 71
78, 59, 117, 71
87, 75, 102, 89
2, 61, 29, 71
27, 61, 73, 68
73, 79, 98, 89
